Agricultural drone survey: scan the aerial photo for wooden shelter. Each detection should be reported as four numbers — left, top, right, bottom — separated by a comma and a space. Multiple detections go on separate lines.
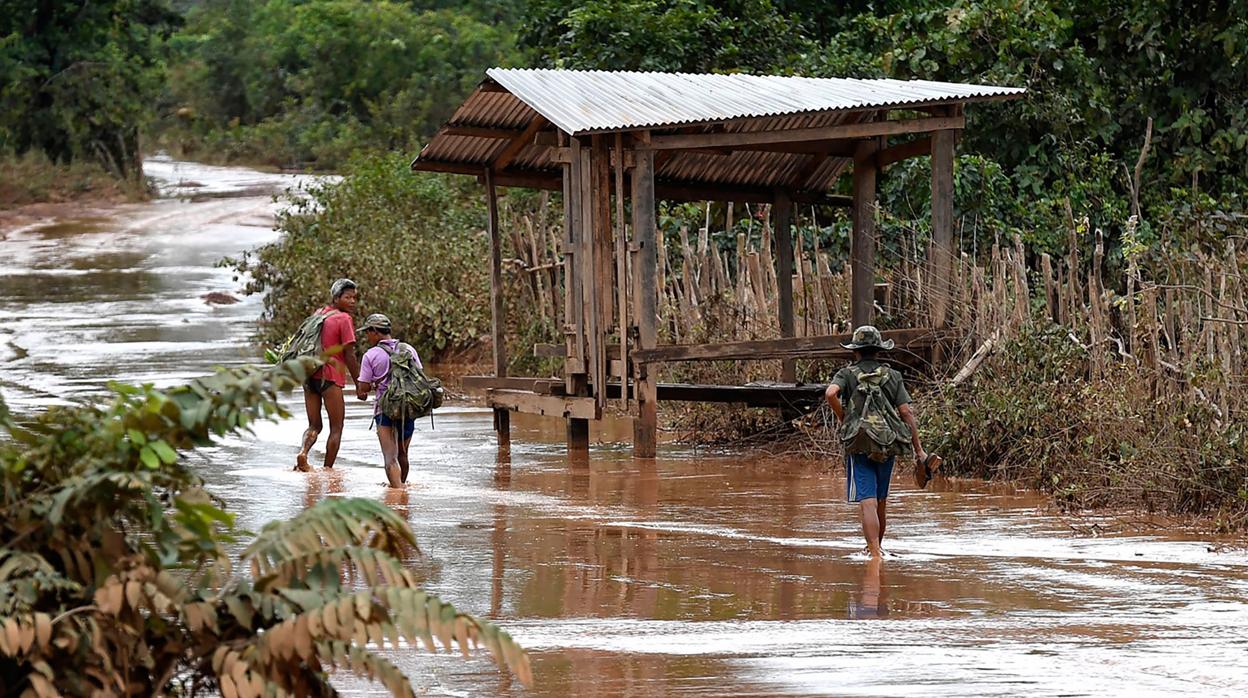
411, 69, 1024, 456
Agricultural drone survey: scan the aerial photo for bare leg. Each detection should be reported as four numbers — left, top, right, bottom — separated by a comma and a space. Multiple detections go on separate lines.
859, 497, 882, 558
877, 498, 888, 548
296, 388, 323, 471
377, 424, 401, 487
321, 385, 345, 469
398, 434, 413, 483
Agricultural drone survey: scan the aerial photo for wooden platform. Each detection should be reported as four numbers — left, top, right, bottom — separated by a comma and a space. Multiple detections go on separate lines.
462, 376, 828, 413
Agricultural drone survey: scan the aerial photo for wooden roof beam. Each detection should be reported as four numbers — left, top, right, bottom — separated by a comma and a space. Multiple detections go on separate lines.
443, 125, 526, 139
639, 115, 964, 151
492, 115, 549, 171
877, 136, 933, 168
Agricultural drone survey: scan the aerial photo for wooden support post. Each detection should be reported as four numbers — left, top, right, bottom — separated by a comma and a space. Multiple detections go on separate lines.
564, 139, 589, 452
851, 140, 879, 328
774, 190, 796, 382
591, 136, 612, 411
614, 132, 630, 408
930, 129, 956, 329
485, 169, 509, 447
632, 136, 659, 458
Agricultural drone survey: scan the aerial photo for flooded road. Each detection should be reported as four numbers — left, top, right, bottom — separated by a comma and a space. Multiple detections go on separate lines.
2, 158, 1247, 696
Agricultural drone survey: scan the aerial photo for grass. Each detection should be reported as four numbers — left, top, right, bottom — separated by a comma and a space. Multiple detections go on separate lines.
0, 150, 146, 210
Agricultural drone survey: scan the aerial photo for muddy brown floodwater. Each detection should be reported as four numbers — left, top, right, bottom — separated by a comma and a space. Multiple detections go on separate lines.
2, 157, 1247, 697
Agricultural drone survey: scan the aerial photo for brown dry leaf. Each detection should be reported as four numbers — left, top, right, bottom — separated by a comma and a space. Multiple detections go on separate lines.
4, 618, 21, 656
453, 617, 470, 658
220, 674, 238, 698
321, 603, 339, 638
18, 619, 35, 654
353, 591, 371, 621
269, 621, 293, 661
28, 672, 57, 697
383, 621, 400, 651
229, 655, 250, 697
34, 613, 52, 652
293, 615, 313, 660
306, 605, 323, 638
211, 646, 230, 675
124, 581, 142, 612
106, 582, 124, 617
335, 596, 355, 629
366, 621, 383, 648
186, 603, 203, 632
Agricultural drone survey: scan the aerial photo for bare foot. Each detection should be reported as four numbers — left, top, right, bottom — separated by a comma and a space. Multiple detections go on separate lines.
384, 463, 402, 488
294, 452, 311, 472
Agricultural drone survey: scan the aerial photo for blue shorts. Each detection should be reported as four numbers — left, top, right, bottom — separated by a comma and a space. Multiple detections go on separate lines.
846, 453, 895, 502
374, 413, 416, 440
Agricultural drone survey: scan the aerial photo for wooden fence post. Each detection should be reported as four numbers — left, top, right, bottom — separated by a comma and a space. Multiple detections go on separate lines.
774, 190, 796, 381
632, 136, 659, 458
929, 128, 956, 330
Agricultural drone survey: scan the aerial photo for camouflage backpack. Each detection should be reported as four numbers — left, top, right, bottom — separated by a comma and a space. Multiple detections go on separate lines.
377, 343, 444, 421
839, 365, 913, 461
268, 309, 340, 364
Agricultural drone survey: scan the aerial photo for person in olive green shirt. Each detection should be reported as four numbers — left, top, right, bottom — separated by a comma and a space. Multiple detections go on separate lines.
824, 325, 931, 558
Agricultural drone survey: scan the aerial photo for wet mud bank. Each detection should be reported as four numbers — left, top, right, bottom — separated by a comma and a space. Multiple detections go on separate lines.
1, 159, 1246, 696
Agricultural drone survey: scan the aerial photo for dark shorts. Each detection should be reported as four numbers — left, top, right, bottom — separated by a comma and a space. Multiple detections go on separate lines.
375, 413, 416, 440
846, 453, 895, 502
303, 377, 338, 396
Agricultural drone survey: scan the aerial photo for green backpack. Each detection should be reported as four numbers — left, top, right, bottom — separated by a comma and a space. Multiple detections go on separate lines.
267, 309, 340, 364
839, 365, 913, 461
377, 343, 444, 421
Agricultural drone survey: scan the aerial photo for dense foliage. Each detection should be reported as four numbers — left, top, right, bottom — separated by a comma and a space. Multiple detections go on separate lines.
0, 359, 530, 695
159, 0, 516, 168
522, 0, 1247, 249
0, 0, 179, 182
230, 155, 492, 354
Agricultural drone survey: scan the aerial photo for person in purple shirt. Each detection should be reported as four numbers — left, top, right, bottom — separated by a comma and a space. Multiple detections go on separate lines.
354, 313, 423, 488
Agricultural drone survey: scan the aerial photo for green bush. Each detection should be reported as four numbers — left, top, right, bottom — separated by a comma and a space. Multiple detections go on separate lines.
230, 154, 492, 357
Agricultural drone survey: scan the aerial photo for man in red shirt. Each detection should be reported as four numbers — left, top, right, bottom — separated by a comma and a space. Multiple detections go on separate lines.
295, 278, 361, 472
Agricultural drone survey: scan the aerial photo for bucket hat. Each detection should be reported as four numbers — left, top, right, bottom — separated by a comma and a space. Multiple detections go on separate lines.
841, 325, 895, 351
356, 313, 391, 334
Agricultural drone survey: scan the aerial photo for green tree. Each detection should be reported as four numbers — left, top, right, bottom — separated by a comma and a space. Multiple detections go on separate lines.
0, 359, 531, 695
0, 0, 179, 181
167, 0, 517, 167
521, 0, 813, 72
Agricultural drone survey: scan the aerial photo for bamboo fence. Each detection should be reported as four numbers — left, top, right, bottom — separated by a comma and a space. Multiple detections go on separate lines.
501, 197, 1246, 419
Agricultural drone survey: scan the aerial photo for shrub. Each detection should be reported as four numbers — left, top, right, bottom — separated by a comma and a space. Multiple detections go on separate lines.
230, 154, 492, 358
925, 325, 1248, 529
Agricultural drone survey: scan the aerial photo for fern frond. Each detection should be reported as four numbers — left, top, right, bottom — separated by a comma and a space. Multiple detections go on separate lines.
244, 499, 418, 576
210, 645, 311, 698
256, 586, 532, 688
315, 641, 413, 698
254, 546, 419, 593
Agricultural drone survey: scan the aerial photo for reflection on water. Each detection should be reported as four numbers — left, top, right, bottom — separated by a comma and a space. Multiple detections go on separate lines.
3, 160, 1248, 697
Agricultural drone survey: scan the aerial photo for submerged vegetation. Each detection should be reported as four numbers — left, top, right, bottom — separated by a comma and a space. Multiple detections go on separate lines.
0, 359, 530, 695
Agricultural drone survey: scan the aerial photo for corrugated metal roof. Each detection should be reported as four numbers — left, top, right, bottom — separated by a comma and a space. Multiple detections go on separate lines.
486, 68, 1025, 135
411, 68, 1025, 200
